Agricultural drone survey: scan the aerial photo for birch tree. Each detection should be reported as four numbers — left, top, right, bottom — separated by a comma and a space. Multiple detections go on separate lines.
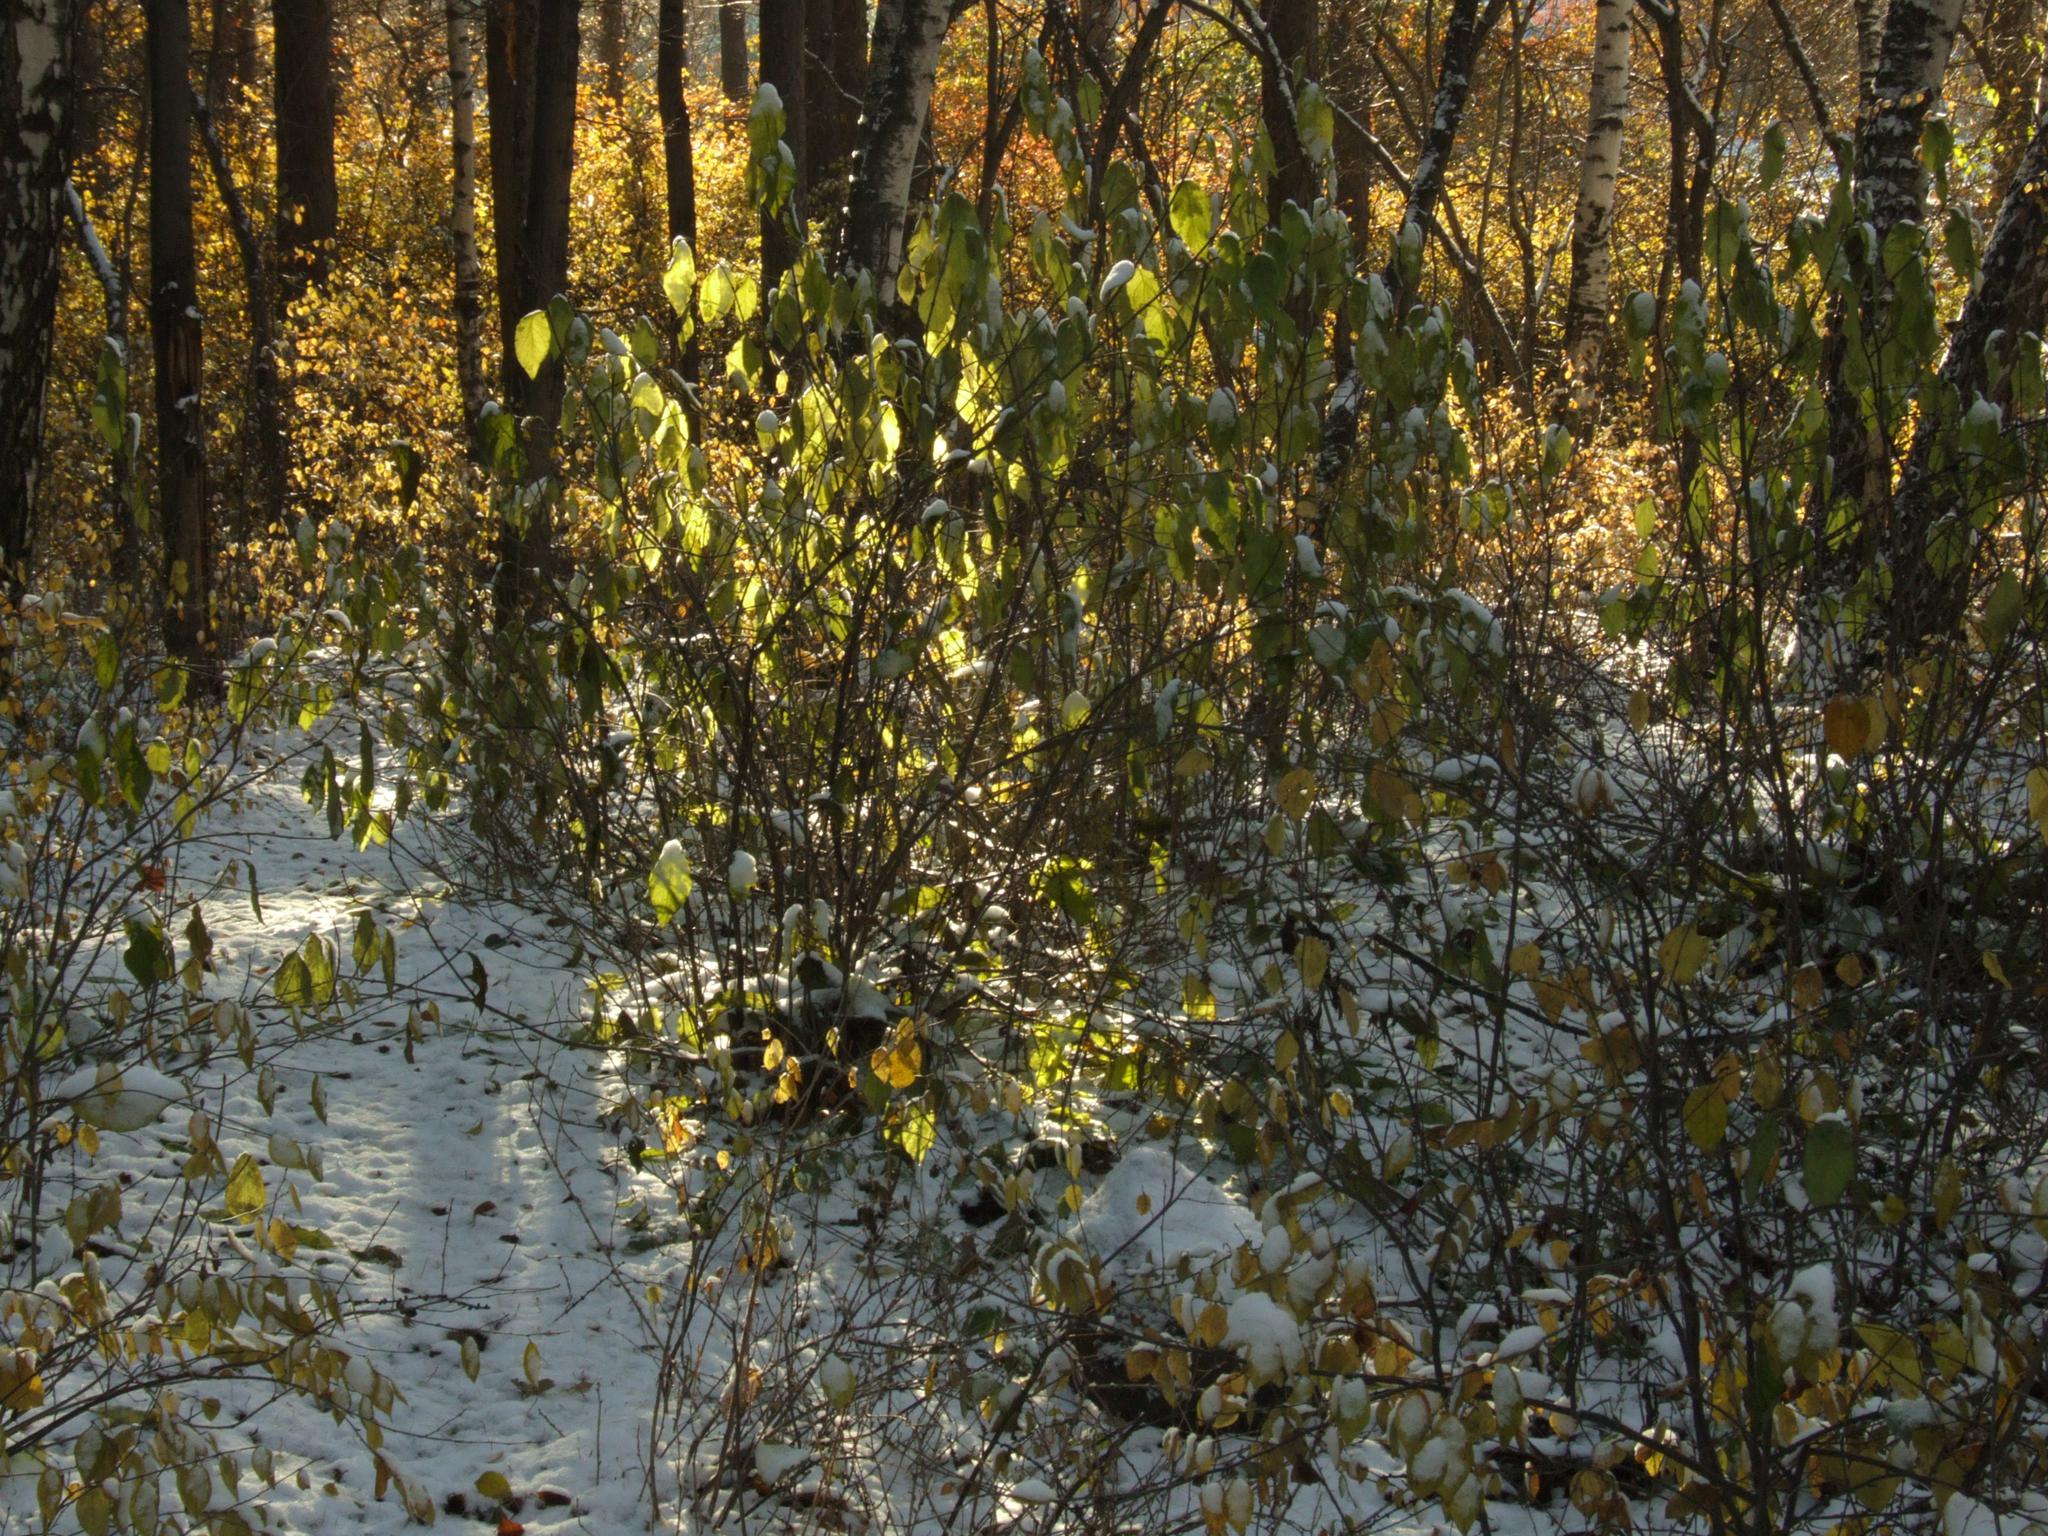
1888, 92, 2048, 639
449, 0, 488, 432
1561, 0, 1632, 426
0, 0, 77, 580
1806, 0, 1966, 615
837, 0, 949, 289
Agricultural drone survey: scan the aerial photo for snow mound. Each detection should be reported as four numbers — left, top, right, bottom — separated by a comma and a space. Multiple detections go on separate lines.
1071, 1144, 1256, 1278
52, 1062, 187, 1132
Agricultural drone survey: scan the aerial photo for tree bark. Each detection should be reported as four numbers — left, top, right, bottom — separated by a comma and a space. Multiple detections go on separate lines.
719, 0, 748, 99
838, 0, 949, 288
1561, 0, 1632, 425
272, 0, 338, 300
1260, 0, 1320, 220
758, 0, 805, 288
658, 0, 700, 381
148, 0, 211, 661
599, 0, 628, 98
1852, 0, 1885, 116
1805, 0, 1965, 615
0, 0, 78, 582
1888, 93, 2048, 640
486, 0, 582, 622
827, 0, 866, 178
1853, 0, 1964, 241
450, 0, 488, 434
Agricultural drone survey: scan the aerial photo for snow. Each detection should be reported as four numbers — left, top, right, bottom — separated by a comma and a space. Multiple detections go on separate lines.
1491, 1323, 1548, 1362
1223, 1292, 1305, 1382
1070, 1145, 1256, 1278
51, 1062, 187, 1132
1789, 1262, 1839, 1352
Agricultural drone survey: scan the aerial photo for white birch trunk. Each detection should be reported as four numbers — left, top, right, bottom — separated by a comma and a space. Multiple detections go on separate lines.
1562, 0, 1632, 411
448, 0, 488, 432
1854, 0, 1965, 240
837, 0, 949, 290
1, 0, 77, 575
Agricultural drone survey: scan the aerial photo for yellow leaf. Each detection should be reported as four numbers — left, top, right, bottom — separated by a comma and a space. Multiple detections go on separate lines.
224, 1153, 266, 1220
2028, 766, 2048, 844
1295, 935, 1329, 990
1659, 925, 1713, 985
1823, 695, 1870, 757
1835, 952, 1865, 988
1508, 942, 1542, 976
1275, 766, 1317, 819
1263, 813, 1288, 856
1174, 747, 1213, 778
1931, 1156, 1962, 1230
1790, 964, 1824, 1012
870, 1018, 923, 1091
475, 1471, 512, 1503
1853, 1323, 1922, 1392
1983, 950, 2010, 988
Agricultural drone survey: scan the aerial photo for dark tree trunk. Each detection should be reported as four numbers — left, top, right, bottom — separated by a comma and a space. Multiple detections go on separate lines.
148, 0, 211, 662
1889, 94, 2048, 641
827, 0, 865, 177
658, 0, 700, 381
210, 0, 260, 94
0, 0, 79, 583
758, 0, 806, 289
803, 0, 835, 190
838, 0, 949, 287
1804, 0, 1965, 622
485, 0, 581, 622
1260, 0, 1320, 220
272, 0, 338, 300
719, 0, 748, 99
599, 0, 627, 98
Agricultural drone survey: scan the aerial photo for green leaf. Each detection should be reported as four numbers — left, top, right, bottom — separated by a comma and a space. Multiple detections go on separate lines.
1170, 180, 1213, 257
662, 238, 698, 317
1682, 1083, 1728, 1150
514, 309, 553, 380
1803, 1117, 1854, 1207
224, 1153, 266, 1220
1295, 81, 1335, 166
1759, 122, 1786, 192
275, 952, 313, 1011
891, 1100, 936, 1164
123, 919, 172, 989
649, 838, 693, 924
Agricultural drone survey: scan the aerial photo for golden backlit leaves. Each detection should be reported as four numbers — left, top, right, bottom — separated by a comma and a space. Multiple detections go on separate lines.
870, 1018, 922, 1090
